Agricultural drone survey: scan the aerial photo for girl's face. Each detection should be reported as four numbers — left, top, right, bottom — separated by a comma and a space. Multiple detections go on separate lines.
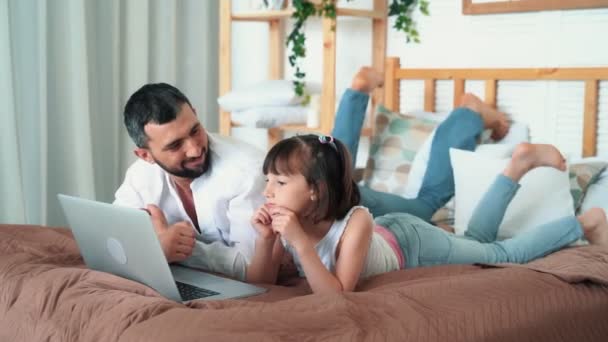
263, 172, 315, 217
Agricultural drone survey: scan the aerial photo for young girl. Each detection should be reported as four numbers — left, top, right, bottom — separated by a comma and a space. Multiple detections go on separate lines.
246, 134, 608, 293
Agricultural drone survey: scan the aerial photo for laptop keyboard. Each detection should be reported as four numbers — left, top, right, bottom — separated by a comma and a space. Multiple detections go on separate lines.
176, 281, 220, 300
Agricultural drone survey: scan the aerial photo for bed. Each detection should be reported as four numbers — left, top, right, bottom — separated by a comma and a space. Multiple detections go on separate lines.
2, 58, 608, 341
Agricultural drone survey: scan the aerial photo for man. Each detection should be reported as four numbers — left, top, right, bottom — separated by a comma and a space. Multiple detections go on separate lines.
114, 83, 265, 280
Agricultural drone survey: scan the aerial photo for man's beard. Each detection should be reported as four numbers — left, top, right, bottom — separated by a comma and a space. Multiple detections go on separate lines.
154, 150, 211, 179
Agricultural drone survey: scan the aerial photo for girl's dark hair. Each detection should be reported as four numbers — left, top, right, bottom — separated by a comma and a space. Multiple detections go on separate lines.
262, 134, 360, 222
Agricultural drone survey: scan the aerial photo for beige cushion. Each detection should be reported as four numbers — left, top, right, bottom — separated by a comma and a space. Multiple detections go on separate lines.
362, 105, 439, 197
568, 161, 608, 213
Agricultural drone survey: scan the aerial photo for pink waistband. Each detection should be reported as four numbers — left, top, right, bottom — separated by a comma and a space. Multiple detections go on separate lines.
374, 224, 405, 268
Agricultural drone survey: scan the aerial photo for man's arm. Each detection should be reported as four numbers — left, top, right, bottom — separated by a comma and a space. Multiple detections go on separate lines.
180, 241, 249, 281
113, 168, 145, 208
115, 164, 198, 264
113, 160, 163, 208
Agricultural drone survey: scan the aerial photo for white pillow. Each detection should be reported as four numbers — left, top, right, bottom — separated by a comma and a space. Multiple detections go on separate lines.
230, 105, 309, 128
492, 120, 530, 146
404, 121, 530, 198
450, 148, 574, 240
218, 80, 321, 112
399, 112, 447, 199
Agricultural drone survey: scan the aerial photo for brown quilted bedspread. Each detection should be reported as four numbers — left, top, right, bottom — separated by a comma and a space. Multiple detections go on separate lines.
1, 224, 607, 342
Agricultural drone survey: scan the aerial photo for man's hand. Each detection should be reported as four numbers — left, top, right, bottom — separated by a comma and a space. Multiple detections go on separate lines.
147, 204, 196, 263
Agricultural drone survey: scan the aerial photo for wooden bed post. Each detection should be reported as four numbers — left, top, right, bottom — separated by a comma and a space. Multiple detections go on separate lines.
424, 79, 436, 112
453, 79, 465, 108
268, 19, 285, 80
219, 0, 232, 136
384, 57, 400, 112
320, 15, 337, 135
267, 18, 285, 146
372, 0, 387, 117
583, 80, 599, 157
485, 79, 497, 108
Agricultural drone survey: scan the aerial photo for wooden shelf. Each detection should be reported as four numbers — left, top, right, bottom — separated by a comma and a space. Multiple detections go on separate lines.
220, 0, 387, 147
231, 7, 384, 22
275, 124, 323, 133
336, 8, 385, 19
231, 123, 319, 133
232, 10, 294, 21
273, 125, 373, 137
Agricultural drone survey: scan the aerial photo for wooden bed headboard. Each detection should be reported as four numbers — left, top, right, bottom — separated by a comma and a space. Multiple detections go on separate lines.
381, 57, 608, 157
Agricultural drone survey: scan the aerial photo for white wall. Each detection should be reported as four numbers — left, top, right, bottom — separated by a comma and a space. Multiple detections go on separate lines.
230, 0, 608, 160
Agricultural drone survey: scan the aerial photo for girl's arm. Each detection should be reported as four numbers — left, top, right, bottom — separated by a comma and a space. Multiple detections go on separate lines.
295, 208, 374, 294
246, 235, 284, 284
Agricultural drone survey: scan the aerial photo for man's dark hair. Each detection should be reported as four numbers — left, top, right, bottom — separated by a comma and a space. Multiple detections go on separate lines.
123, 83, 192, 148
263, 134, 360, 223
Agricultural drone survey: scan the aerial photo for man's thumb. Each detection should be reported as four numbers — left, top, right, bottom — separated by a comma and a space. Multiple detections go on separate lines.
147, 204, 168, 231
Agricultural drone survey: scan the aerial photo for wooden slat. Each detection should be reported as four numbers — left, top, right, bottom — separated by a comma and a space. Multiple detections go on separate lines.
463, 0, 608, 15
320, 15, 337, 135
485, 79, 497, 108
219, 0, 232, 136
268, 19, 284, 80
360, 127, 373, 137
231, 7, 384, 21
336, 8, 384, 19
395, 68, 608, 81
277, 124, 321, 133
453, 79, 465, 108
424, 79, 435, 112
371, 0, 387, 127
232, 9, 294, 21
277, 124, 372, 137
583, 80, 599, 157
384, 57, 400, 112
267, 127, 283, 148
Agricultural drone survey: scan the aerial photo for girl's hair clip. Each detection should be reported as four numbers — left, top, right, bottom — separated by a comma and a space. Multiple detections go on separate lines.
318, 135, 334, 144
318, 135, 337, 151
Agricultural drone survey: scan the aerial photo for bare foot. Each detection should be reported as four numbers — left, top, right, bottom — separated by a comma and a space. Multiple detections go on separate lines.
503, 143, 567, 181
351, 67, 384, 94
459, 93, 510, 140
578, 208, 608, 247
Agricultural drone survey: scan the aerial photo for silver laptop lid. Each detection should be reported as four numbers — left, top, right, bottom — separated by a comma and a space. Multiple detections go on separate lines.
57, 194, 182, 301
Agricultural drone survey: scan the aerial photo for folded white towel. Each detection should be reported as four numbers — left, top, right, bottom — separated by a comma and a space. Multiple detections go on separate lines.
218, 79, 321, 112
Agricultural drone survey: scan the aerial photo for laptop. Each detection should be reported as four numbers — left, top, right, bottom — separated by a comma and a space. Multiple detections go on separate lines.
57, 194, 267, 302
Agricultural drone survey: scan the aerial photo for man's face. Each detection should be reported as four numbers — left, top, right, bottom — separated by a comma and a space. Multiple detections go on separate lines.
136, 103, 210, 179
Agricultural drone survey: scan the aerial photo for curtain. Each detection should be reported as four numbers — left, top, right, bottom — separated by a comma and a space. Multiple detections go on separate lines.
0, 0, 219, 226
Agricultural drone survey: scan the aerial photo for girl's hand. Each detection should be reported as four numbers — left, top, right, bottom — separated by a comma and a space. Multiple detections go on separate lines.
251, 205, 275, 240
269, 206, 308, 249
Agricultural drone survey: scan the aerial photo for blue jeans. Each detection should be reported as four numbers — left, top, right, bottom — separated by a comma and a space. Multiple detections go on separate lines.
332, 89, 484, 220
376, 175, 583, 267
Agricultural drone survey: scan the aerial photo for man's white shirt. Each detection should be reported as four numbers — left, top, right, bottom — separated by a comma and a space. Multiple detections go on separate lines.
114, 134, 266, 279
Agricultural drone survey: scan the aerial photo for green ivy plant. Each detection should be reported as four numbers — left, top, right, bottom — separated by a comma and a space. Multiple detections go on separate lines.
287, 0, 430, 97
